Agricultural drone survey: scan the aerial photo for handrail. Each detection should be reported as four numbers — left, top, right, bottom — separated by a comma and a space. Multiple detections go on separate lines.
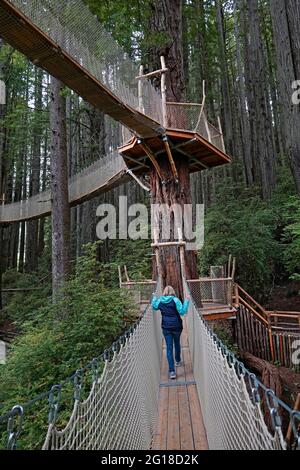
236, 283, 268, 316
235, 283, 300, 331
237, 297, 269, 325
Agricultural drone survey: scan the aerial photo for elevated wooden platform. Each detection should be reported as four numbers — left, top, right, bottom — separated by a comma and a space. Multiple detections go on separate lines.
200, 302, 237, 321
152, 320, 208, 450
119, 129, 231, 176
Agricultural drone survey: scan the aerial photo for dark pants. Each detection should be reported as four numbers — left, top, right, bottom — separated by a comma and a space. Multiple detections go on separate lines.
162, 328, 182, 373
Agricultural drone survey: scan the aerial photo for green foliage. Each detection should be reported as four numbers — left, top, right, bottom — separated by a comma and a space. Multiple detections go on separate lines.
107, 237, 152, 283
1, 270, 51, 328
0, 243, 138, 449
199, 168, 299, 299
281, 197, 300, 280
199, 179, 276, 297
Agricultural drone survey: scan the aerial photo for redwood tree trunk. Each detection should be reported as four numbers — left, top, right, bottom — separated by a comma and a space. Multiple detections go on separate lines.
148, 0, 199, 300
50, 77, 70, 297
270, 0, 300, 195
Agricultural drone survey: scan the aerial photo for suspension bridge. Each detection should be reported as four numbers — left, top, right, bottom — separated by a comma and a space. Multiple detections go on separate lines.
0, 0, 229, 224
0, 0, 300, 450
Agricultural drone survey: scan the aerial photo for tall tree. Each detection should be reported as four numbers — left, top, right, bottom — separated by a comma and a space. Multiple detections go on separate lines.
270, 0, 300, 195
50, 77, 70, 296
147, 0, 198, 299
25, 68, 43, 271
245, 0, 276, 199
216, 0, 234, 156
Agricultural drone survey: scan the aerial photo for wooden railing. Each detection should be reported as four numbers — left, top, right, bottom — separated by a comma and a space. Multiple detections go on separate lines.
234, 283, 300, 330
234, 283, 300, 368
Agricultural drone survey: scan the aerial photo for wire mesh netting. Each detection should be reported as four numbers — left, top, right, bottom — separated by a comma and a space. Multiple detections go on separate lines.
184, 278, 289, 450
0, 150, 127, 223
121, 282, 157, 305
166, 104, 225, 152
0, 278, 163, 450
187, 279, 233, 306
42, 278, 162, 450
8, 0, 163, 126
6, 0, 226, 147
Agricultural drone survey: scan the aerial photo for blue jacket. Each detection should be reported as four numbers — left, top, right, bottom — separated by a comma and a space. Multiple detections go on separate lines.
152, 295, 189, 331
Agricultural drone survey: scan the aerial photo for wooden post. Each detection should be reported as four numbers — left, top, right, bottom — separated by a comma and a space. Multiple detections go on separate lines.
204, 114, 212, 143
160, 56, 168, 128
139, 142, 163, 181
268, 315, 275, 363
234, 283, 239, 308
162, 136, 179, 181
0, 79, 5, 105
138, 65, 144, 113
228, 254, 232, 278
153, 227, 162, 278
286, 393, 300, 444
118, 265, 122, 288
194, 80, 206, 132
178, 227, 186, 283
231, 257, 236, 280
217, 116, 226, 153
124, 265, 130, 282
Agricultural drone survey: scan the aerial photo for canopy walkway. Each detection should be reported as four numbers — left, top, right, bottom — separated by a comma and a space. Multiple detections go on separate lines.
1, 274, 299, 450
0, 150, 129, 224
0, 0, 230, 225
0, 0, 300, 451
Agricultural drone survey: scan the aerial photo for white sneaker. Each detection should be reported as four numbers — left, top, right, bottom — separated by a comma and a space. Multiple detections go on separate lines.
169, 371, 176, 380
175, 361, 183, 367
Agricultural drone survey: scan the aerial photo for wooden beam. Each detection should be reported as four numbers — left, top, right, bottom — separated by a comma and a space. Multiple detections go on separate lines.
160, 56, 168, 128
162, 137, 179, 180
0, 1, 165, 139
126, 169, 151, 192
152, 241, 186, 248
124, 265, 130, 282
135, 67, 168, 80
139, 142, 163, 181
118, 265, 122, 288
138, 65, 144, 113
124, 154, 150, 169
166, 101, 202, 107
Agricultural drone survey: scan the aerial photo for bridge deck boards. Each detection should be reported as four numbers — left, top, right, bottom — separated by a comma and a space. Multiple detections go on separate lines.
152, 320, 208, 450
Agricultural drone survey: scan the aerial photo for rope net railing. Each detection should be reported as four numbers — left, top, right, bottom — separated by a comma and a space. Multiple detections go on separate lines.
0, 278, 162, 450
183, 278, 300, 450
5, 1, 226, 147
7, 0, 163, 127
0, 150, 127, 223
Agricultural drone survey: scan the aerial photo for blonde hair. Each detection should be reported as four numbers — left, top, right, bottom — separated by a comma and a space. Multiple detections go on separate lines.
163, 285, 175, 296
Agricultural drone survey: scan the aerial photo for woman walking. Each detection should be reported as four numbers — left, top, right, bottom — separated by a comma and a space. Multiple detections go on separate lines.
152, 286, 189, 380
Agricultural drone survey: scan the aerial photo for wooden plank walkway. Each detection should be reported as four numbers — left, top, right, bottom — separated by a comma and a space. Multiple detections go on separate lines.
152, 320, 209, 450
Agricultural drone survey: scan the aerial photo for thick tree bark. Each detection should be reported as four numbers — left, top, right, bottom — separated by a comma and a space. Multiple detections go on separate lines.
0, 38, 6, 308
270, 0, 300, 195
148, 0, 199, 300
234, 0, 253, 186
50, 77, 70, 297
245, 0, 277, 199
216, 0, 234, 156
